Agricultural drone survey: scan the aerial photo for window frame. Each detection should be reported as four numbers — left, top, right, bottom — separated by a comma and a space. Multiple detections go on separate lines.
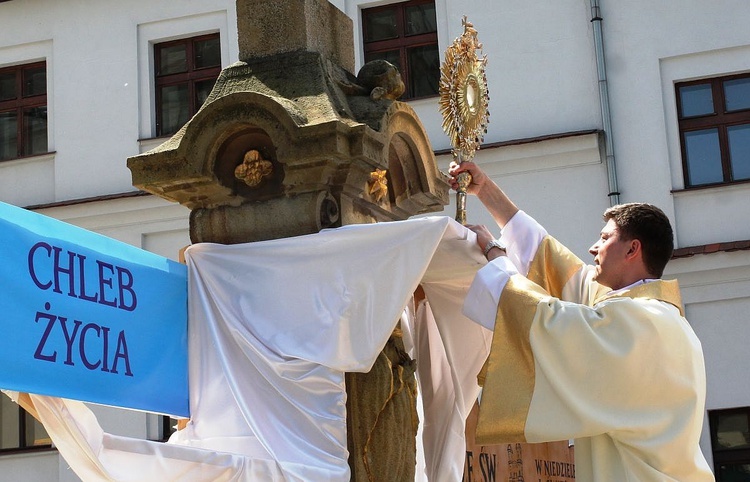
153, 33, 221, 138
361, 0, 439, 101
676, 72, 750, 188
709, 407, 750, 481
0, 60, 48, 162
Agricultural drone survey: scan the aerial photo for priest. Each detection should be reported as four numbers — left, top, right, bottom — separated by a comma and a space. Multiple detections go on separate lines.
449, 161, 714, 481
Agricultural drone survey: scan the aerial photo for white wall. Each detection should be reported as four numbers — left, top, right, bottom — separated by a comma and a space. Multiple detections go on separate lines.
668, 249, 750, 467
599, 0, 750, 246
344, 0, 602, 154
0, 451, 75, 482
0, 0, 238, 207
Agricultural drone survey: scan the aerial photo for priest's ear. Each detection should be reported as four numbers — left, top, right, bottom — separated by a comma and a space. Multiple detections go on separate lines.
625, 238, 642, 261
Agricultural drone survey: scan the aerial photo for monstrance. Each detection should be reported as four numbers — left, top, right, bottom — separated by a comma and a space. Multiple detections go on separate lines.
439, 16, 490, 225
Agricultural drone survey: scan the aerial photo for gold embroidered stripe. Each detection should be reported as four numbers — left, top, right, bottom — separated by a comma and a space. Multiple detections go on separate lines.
527, 236, 583, 298
476, 275, 550, 444
595, 279, 685, 316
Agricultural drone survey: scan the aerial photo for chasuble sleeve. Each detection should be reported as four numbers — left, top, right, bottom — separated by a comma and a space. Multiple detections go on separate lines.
476, 274, 705, 447
524, 232, 608, 306
501, 211, 603, 305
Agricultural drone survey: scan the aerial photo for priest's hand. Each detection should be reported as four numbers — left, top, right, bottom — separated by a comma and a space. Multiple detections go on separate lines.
449, 160, 520, 228
448, 161, 489, 196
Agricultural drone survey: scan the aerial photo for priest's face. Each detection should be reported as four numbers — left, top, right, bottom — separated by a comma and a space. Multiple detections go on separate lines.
589, 219, 631, 290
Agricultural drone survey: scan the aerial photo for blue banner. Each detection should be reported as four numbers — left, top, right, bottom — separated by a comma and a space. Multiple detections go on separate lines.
0, 201, 189, 417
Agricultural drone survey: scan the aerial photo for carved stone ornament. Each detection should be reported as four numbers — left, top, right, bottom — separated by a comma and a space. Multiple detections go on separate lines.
357, 60, 406, 101
234, 149, 274, 187
367, 168, 388, 203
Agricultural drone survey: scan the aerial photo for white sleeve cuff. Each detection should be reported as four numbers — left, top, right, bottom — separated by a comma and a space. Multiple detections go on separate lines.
463, 257, 518, 331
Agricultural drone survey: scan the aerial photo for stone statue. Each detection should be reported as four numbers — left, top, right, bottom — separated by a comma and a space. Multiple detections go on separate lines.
356, 59, 406, 100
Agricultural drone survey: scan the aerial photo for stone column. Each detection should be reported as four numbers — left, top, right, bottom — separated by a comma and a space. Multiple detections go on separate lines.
128, 1, 449, 478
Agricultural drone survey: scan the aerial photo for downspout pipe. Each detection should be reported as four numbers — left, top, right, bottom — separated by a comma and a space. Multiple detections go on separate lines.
590, 0, 621, 206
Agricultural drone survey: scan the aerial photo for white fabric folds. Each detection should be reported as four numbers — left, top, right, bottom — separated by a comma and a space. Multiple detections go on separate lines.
5, 216, 492, 481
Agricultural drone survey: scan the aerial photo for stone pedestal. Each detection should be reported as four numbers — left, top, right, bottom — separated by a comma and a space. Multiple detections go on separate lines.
128, 1, 449, 478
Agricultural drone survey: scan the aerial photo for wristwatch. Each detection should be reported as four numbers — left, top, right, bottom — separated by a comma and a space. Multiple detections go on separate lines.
483, 239, 506, 258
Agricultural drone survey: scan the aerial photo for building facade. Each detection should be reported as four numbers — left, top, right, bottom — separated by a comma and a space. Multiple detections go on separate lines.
1, 0, 749, 480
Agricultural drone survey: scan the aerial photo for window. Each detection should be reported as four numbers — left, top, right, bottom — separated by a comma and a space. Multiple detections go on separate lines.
0, 61, 48, 161
361, 0, 439, 100
154, 33, 221, 137
0, 396, 51, 452
710, 407, 750, 481
676, 73, 750, 187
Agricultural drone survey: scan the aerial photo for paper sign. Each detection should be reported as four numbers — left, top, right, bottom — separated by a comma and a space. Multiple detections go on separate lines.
0, 201, 189, 417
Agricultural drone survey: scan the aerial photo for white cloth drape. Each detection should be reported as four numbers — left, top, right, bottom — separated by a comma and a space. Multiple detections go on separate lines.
4, 216, 492, 481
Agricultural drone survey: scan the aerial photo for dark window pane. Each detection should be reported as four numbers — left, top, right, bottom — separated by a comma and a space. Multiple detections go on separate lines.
195, 37, 221, 69
366, 50, 401, 72
724, 77, 750, 112
0, 72, 15, 101
0, 110, 18, 160
407, 44, 439, 97
362, 1, 438, 101
684, 128, 723, 185
195, 78, 215, 109
155, 34, 220, 137
728, 124, 750, 181
24, 410, 50, 447
23, 106, 47, 155
405, 4, 437, 35
161, 416, 177, 441
22, 66, 46, 97
715, 411, 750, 449
159, 84, 189, 135
719, 463, 750, 481
364, 8, 398, 42
158, 45, 187, 76
679, 83, 714, 118
1, 396, 20, 449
